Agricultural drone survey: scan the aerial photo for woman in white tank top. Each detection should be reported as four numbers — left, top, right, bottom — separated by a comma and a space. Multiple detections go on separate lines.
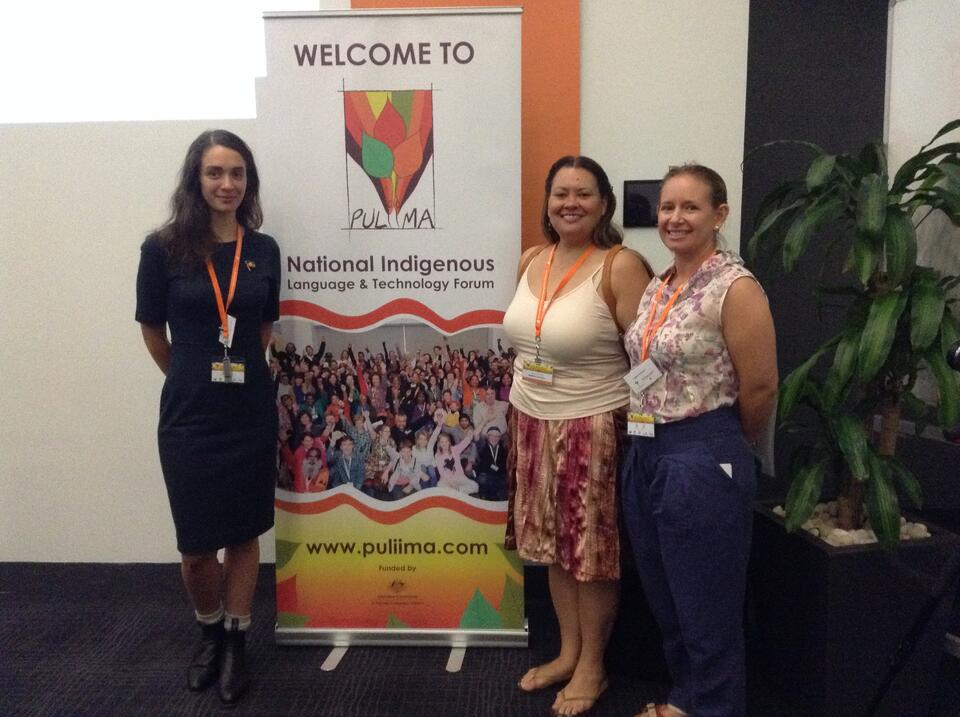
502, 156, 652, 716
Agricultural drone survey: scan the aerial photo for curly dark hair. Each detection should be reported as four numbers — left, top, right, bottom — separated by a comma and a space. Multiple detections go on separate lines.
540, 155, 623, 248
156, 129, 263, 268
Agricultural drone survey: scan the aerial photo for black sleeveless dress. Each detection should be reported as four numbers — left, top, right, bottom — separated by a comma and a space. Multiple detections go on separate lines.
136, 230, 280, 554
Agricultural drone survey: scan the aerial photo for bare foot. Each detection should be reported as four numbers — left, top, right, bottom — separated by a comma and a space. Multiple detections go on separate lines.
517, 658, 576, 692
551, 671, 608, 716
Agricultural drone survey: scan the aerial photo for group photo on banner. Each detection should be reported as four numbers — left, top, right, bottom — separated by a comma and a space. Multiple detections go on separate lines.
254, 8, 524, 641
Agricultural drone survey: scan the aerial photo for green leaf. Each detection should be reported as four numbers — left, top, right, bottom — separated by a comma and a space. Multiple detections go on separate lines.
806, 154, 836, 190
885, 456, 923, 510
941, 308, 960, 354
778, 336, 840, 420
925, 342, 960, 428
892, 142, 960, 192
822, 328, 862, 408
866, 454, 901, 549
940, 274, 960, 291
900, 392, 933, 435
782, 194, 846, 271
910, 279, 946, 350
752, 180, 804, 230
748, 199, 804, 260
781, 213, 810, 273
744, 139, 828, 163
857, 291, 908, 382
881, 209, 917, 287
785, 455, 827, 532
361, 132, 394, 178
858, 141, 888, 177
927, 186, 960, 221
936, 159, 960, 190
856, 173, 888, 236
832, 414, 870, 482
921, 119, 960, 149
844, 233, 879, 286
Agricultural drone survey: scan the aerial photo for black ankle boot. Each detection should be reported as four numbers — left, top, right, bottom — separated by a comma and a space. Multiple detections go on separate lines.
218, 627, 249, 707
187, 620, 224, 691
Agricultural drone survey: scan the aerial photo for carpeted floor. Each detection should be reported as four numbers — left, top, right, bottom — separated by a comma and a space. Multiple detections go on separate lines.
1, 563, 957, 716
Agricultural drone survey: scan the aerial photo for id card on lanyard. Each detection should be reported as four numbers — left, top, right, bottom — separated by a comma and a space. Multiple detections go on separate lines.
624, 276, 686, 437
528, 243, 595, 385
208, 226, 245, 384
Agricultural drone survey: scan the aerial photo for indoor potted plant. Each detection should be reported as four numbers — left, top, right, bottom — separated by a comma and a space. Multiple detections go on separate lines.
749, 119, 960, 544
745, 119, 960, 716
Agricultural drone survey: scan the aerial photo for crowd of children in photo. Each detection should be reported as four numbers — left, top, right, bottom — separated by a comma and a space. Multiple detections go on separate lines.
272, 336, 514, 501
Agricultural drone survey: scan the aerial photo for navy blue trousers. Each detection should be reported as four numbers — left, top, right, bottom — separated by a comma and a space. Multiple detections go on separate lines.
620, 407, 756, 717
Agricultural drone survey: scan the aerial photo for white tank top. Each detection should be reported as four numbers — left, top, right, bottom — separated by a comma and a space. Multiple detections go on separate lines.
502, 265, 629, 420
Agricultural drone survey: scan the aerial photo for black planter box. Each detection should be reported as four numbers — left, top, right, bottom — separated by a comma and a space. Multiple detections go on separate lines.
747, 504, 960, 717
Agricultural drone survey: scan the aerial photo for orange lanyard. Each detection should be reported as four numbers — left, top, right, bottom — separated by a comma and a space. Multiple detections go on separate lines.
534, 244, 595, 348
205, 225, 244, 347
640, 274, 686, 361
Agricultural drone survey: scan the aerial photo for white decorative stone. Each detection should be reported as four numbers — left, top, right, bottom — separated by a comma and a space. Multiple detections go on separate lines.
825, 529, 855, 546
773, 504, 932, 545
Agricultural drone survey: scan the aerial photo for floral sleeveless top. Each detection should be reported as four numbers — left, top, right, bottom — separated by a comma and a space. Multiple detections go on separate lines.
623, 252, 757, 422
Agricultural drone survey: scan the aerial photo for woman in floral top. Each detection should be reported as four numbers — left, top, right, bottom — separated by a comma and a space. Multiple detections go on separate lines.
622, 165, 777, 717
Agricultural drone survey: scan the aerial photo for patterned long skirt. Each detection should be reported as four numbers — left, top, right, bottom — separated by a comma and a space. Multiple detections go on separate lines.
506, 406, 625, 582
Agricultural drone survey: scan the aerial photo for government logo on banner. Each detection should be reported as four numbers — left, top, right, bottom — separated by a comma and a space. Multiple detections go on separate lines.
343, 89, 435, 231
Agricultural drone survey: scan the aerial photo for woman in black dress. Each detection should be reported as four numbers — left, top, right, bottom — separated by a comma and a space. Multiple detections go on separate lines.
136, 130, 280, 707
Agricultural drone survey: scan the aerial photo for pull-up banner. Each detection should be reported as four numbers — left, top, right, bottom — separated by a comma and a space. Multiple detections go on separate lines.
257, 8, 521, 334
256, 8, 525, 646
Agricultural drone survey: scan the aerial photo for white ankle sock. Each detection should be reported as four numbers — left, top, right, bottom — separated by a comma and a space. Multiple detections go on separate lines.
195, 605, 224, 625
224, 612, 251, 632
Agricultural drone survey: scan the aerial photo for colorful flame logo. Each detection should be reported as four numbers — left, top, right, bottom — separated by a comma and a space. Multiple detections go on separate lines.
344, 89, 434, 216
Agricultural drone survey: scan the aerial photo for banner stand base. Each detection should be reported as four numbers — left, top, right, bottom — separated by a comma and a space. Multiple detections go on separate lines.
275, 621, 529, 648
320, 646, 348, 671
445, 647, 466, 672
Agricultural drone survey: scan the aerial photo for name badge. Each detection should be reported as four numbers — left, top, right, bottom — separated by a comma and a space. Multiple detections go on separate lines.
212, 355, 245, 384
624, 359, 663, 394
627, 412, 655, 437
522, 359, 555, 385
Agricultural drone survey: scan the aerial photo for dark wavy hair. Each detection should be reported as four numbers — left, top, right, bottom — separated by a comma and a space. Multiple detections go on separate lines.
156, 129, 263, 268
540, 155, 622, 248
661, 163, 728, 208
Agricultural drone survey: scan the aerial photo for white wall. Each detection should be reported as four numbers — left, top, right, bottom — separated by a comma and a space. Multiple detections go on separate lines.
0, 1, 751, 562
581, 1, 750, 272
886, 0, 960, 274
884, 0, 960, 403
0, 121, 259, 562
